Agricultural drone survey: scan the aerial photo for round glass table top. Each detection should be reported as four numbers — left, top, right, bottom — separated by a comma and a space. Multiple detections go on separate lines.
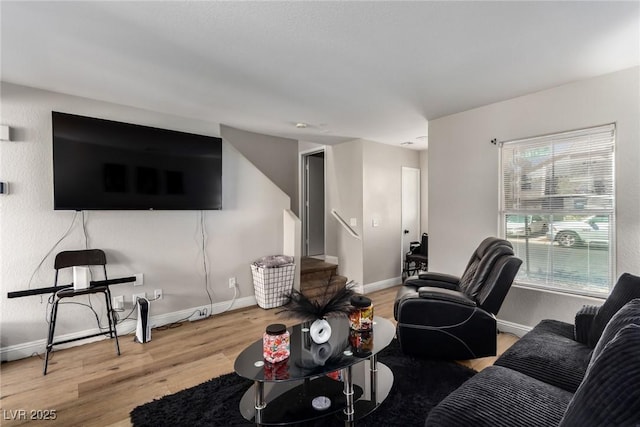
234, 316, 395, 383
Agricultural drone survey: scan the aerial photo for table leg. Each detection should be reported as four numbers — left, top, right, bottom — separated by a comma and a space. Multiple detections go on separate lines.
254, 381, 266, 426
370, 353, 378, 403
343, 365, 354, 426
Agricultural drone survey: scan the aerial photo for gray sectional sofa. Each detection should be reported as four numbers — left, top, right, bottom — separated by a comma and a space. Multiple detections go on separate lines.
426, 273, 640, 427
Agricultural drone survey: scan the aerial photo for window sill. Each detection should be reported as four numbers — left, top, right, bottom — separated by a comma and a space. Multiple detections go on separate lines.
512, 282, 607, 302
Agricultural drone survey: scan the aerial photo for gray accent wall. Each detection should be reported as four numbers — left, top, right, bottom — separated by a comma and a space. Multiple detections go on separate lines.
325, 140, 364, 285
325, 139, 420, 287
428, 67, 640, 327
221, 125, 298, 216
363, 142, 420, 284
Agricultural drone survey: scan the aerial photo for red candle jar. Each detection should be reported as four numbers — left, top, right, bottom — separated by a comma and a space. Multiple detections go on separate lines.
263, 323, 290, 363
264, 360, 290, 380
349, 295, 373, 331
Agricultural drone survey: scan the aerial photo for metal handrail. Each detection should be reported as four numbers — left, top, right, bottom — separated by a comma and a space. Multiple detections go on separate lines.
331, 209, 361, 240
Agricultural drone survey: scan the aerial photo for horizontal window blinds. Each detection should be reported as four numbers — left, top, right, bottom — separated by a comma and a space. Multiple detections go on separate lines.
502, 124, 615, 213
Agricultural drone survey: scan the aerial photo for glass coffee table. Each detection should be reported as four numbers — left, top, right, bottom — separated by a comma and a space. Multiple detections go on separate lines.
234, 316, 395, 426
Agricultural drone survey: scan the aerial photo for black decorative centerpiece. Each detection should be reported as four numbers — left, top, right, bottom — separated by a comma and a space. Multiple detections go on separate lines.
280, 287, 354, 344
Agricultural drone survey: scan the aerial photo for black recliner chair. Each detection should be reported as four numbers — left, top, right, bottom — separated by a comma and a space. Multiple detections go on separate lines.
394, 237, 522, 359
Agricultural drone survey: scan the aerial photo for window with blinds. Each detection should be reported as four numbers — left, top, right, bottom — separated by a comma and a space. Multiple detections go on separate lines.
500, 124, 615, 296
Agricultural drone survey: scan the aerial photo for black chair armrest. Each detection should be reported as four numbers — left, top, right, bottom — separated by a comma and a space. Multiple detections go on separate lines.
417, 286, 476, 307
574, 304, 600, 344
405, 272, 461, 291
394, 285, 419, 320
418, 272, 460, 283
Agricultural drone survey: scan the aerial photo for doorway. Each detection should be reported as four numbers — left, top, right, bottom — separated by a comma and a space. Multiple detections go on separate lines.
301, 150, 325, 257
401, 167, 421, 273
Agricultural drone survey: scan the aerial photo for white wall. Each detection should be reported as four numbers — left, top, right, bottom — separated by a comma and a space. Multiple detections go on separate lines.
325, 140, 364, 286
419, 149, 429, 234
362, 141, 420, 284
428, 67, 640, 327
0, 83, 290, 356
299, 140, 324, 153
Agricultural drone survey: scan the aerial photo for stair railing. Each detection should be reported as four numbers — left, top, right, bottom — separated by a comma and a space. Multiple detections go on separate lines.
330, 209, 361, 240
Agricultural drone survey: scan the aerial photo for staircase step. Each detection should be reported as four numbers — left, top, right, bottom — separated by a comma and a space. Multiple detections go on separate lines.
301, 275, 348, 302
300, 257, 338, 275
301, 269, 334, 282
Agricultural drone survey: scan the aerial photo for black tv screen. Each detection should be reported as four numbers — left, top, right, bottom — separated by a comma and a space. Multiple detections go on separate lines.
52, 111, 222, 210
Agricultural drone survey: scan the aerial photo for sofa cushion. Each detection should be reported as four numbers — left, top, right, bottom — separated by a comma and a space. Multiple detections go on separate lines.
588, 272, 640, 347
560, 324, 640, 427
426, 365, 573, 427
494, 320, 592, 393
591, 298, 640, 362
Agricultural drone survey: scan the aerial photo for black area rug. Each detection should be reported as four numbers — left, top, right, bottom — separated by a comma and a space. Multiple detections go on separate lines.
130, 339, 475, 427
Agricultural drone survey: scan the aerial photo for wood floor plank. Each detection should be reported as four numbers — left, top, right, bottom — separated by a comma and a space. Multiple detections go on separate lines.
0, 285, 517, 426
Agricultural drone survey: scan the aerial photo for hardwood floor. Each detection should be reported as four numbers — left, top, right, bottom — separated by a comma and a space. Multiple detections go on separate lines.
0, 285, 517, 426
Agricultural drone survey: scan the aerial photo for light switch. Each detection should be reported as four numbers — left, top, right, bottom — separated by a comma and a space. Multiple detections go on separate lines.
349, 218, 357, 227
372, 219, 380, 227
0, 126, 9, 141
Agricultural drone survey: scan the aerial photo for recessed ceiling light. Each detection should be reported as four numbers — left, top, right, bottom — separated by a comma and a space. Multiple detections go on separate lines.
415, 135, 428, 140
296, 123, 308, 129
400, 141, 414, 146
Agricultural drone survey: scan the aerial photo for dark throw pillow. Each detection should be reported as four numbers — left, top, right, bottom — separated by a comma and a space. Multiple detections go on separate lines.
560, 323, 640, 427
590, 298, 640, 363
588, 272, 640, 347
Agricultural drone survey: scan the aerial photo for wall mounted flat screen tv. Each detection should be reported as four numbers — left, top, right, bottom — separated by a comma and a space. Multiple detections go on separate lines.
52, 111, 222, 210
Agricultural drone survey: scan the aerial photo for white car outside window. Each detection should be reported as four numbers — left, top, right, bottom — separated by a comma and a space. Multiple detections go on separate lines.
547, 215, 609, 248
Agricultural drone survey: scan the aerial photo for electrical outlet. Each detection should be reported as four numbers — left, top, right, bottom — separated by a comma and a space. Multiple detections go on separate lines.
190, 306, 209, 321
228, 277, 236, 288
134, 273, 144, 286
132, 292, 146, 305
154, 289, 163, 300
113, 295, 124, 310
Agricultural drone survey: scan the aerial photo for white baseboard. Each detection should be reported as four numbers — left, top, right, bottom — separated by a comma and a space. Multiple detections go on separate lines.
0, 295, 257, 362
496, 318, 532, 337
363, 277, 402, 293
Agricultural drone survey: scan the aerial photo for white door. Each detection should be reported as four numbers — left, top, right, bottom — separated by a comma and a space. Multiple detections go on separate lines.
401, 167, 421, 272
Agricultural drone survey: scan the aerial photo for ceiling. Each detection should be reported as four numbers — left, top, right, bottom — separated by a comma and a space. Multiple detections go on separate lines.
1, 1, 639, 150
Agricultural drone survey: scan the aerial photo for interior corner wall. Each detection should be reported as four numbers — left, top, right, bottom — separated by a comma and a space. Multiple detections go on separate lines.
362, 141, 420, 285
428, 67, 640, 327
419, 149, 429, 234
220, 125, 298, 216
325, 140, 364, 287
0, 83, 290, 354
